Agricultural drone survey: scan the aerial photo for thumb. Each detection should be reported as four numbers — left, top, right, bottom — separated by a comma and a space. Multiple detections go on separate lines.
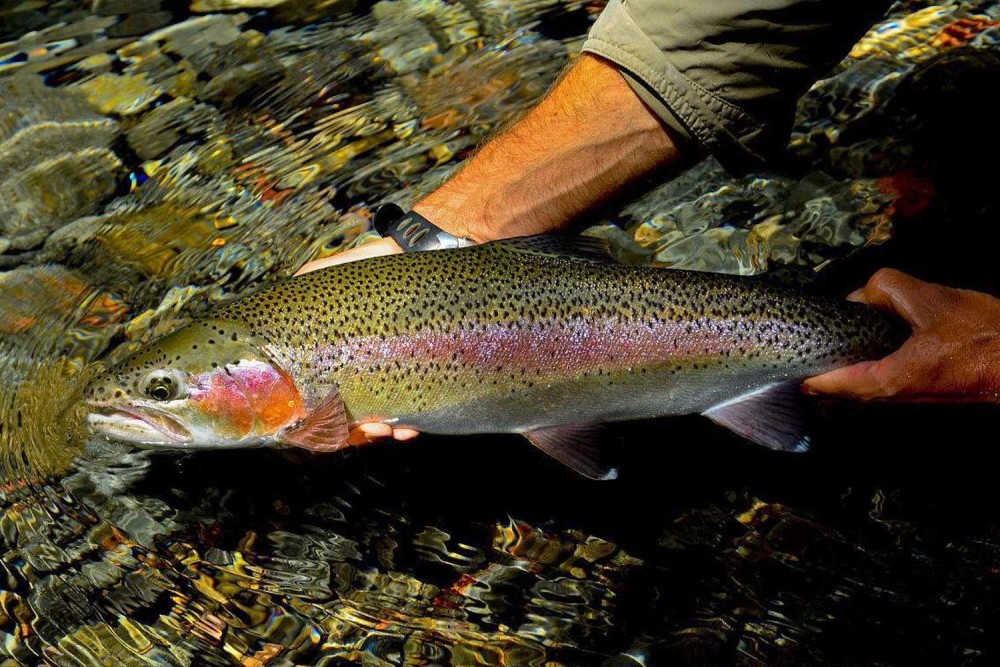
851, 269, 939, 329
295, 237, 402, 275
802, 360, 894, 401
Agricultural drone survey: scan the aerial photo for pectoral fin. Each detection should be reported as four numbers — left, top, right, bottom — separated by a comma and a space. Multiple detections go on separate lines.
523, 424, 618, 480
702, 381, 810, 453
280, 389, 350, 452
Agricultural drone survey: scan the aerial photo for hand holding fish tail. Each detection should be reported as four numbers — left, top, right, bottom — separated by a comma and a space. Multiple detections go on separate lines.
804, 269, 1000, 403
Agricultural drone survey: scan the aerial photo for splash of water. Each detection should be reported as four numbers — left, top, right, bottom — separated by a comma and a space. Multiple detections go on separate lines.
0, 359, 101, 480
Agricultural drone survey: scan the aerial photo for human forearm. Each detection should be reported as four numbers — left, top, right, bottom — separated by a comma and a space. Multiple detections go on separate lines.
414, 53, 686, 241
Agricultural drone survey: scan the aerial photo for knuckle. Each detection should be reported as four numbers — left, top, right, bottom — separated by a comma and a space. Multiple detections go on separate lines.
868, 268, 904, 294
871, 359, 902, 398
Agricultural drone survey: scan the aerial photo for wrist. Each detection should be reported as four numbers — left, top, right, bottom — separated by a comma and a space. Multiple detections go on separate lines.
411, 199, 495, 244
413, 179, 560, 242
374, 203, 477, 252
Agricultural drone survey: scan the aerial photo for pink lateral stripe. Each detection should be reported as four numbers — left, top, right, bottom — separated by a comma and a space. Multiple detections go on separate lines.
326, 317, 800, 373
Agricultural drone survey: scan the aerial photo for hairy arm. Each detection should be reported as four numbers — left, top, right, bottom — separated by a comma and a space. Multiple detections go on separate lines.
413, 53, 684, 240
296, 53, 686, 273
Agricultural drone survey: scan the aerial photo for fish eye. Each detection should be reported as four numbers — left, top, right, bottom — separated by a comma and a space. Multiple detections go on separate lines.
140, 370, 187, 402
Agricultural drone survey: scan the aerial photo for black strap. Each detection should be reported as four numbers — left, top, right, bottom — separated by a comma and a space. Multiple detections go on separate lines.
373, 203, 472, 252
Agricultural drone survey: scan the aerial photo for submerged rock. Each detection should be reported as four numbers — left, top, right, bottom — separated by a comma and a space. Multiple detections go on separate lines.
1, 1, 1000, 665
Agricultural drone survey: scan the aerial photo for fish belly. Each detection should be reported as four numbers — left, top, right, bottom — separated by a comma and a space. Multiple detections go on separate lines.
395, 363, 800, 435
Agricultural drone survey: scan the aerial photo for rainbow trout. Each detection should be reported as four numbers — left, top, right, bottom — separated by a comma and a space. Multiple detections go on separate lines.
85, 237, 899, 478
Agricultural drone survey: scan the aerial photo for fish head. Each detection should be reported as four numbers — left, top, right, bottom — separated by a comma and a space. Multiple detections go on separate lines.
84, 320, 307, 448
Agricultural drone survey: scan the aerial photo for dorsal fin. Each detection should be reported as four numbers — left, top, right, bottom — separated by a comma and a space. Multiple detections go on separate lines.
487, 234, 616, 263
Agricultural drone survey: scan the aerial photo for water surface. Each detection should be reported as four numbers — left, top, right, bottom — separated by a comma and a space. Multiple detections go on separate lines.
2, 0, 1000, 664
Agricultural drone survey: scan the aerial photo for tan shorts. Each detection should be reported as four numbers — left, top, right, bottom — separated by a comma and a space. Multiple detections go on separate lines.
582, 0, 893, 167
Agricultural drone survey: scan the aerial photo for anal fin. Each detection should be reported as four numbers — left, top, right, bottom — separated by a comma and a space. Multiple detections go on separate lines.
280, 389, 350, 452
523, 424, 618, 480
702, 381, 810, 453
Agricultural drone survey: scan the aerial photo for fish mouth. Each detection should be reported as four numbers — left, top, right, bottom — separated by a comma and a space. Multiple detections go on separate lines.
87, 405, 192, 446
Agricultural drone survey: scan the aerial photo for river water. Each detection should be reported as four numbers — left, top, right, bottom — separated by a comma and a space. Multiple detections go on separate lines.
2, 1, 1000, 664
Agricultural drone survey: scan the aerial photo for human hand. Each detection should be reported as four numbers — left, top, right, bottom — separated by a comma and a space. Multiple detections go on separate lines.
803, 269, 1000, 403
347, 422, 420, 445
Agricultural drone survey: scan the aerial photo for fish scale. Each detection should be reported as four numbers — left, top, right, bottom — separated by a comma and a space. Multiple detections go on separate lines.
213, 238, 891, 420
87, 237, 900, 478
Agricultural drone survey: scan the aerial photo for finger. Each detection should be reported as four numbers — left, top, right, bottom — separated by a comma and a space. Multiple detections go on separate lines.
853, 269, 923, 323
295, 257, 337, 276
347, 423, 421, 446
801, 360, 895, 401
854, 269, 950, 329
345, 422, 393, 446
359, 422, 392, 437
295, 238, 402, 275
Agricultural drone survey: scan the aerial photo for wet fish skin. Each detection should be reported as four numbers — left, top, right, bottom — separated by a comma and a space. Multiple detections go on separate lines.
85, 237, 900, 476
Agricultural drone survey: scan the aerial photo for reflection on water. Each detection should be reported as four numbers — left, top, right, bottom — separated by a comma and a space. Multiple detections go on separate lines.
2, 0, 1000, 664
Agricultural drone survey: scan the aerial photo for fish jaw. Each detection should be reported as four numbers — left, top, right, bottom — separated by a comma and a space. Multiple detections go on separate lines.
86, 403, 280, 449
87, 404, 193, 446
